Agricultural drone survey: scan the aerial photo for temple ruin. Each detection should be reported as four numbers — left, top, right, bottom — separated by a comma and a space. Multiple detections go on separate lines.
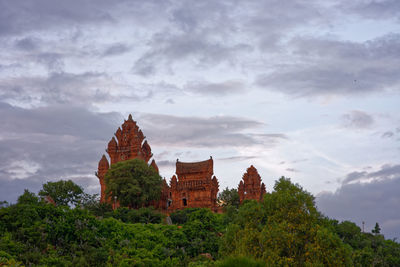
238, 165, 266, 203
168, 158, 219, 211
96, 114, 158, 203
97, 114, 265, 211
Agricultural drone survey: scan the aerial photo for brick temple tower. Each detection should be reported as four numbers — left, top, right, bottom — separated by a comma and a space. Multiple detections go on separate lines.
167, 157, 219, 211
96, 114, 160, 204
238, 165, 266, 203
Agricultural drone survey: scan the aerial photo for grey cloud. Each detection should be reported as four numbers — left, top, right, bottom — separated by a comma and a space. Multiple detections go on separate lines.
342, 171, 368, 184
35, 52, 65, 71
242, 0, 326, 50
253, 133, 288, 139
132, 0, 328, 76
286, 168, 299, 173
0, 102, 122, 203
184, 80, 246, 96
133, 31, 251, 76
0, 0, 172, 40
249, 133, 288, 146
170, 0, 327, 51
0, 177, 46, 205
132, 60, 156, 77
292, 34, 400, 60
138, 113, 285, 148
0, 72, 111, 105
342, 164, 400, 185
341, 110, 374, 129
0, 63, 22, 72
170, 1, 234, 33
0, 71, 154, 106
156, 160, 176, 168
15, 37, 39, 51
0, 0, 116, 36
370, 164, 400, 180
217, 156, 258, 162
341, 0, 400, 20
382, 131, 394, 138
102, 43, 131, 57
257, 34, 400, 96
317, 164, 400, 239
0, 102, 121, 139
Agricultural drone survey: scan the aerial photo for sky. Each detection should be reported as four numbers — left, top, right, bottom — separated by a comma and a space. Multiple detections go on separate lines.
0, 0, 399, 239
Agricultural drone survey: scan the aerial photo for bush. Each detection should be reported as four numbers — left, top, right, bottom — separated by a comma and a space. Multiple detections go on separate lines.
216, 256, 265, 267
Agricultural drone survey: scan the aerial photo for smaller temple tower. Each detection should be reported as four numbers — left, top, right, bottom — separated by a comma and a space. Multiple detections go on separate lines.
238, 165, 266, 203
167, 157, 219, 211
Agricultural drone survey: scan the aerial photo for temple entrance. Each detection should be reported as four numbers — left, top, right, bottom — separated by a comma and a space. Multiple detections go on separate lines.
182, 198, 187, 206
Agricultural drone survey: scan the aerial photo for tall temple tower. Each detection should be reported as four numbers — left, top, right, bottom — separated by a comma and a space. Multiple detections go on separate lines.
96, 114, 159, 203
168, 157, 219, 211
238, 165, 266, 203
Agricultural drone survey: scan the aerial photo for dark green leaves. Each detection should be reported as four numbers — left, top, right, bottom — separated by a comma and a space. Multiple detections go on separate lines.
39, 180, 84, 207
105, 159, 162, 208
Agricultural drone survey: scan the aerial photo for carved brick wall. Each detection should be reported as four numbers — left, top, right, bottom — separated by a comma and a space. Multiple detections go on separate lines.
167, 158, 219, 211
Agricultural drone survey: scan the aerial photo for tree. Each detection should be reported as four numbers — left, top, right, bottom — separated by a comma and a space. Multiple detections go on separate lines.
17, 189, 40, 205
105, 159, 162, 208
38, 180, 84, 206
372, 222, 381, 235
218, 187, 240, 208
220, 177, 353, 266
335, 221, 363, 249
0, 200, 9, 208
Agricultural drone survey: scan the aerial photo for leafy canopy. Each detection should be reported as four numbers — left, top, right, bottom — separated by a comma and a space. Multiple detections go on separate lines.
38, 180, 84, 206
105, 158, 162, 208
2, 176, 400, 266
218, 187, 240, 208
220, 177, 353, 266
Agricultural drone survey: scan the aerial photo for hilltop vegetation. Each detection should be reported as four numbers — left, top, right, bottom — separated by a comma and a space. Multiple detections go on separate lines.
0, 178, 399, 266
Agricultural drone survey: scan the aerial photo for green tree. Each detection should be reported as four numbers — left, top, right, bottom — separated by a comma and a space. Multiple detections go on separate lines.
217, 187, 240, 208
220, 177, 353, 266
335, 221, 363, 249
181, 209, 221, 257
38, 180, 84, 206
105, 159, 162, 208
372, 222, 381, 235
85, 201, 113, 217
17, 189, 40, 205
0, 200, 8, 208
216, 256, 266, 267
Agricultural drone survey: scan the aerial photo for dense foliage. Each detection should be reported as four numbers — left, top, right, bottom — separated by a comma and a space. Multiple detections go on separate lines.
105, 159, 163, 208
0, 177, 399, 266
217, 187, 240, 209
38, 180, 86, 206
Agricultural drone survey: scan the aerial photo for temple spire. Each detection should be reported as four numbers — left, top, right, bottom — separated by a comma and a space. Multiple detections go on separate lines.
238, 165, 265, 203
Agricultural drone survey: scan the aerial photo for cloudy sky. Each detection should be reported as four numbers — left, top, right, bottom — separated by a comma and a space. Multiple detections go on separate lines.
0, 0, 399, 238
